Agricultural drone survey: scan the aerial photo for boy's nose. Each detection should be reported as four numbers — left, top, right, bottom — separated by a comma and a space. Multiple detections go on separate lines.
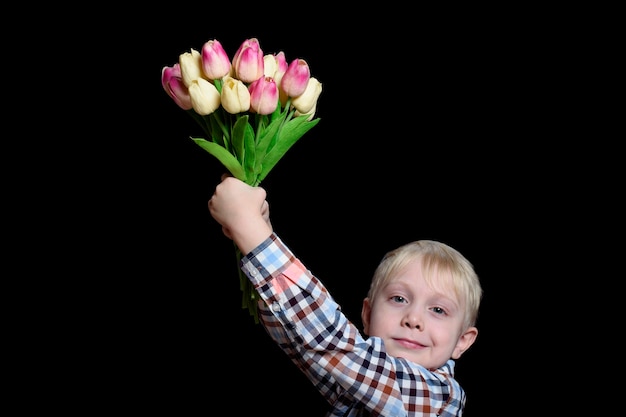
403, 311, 423, 330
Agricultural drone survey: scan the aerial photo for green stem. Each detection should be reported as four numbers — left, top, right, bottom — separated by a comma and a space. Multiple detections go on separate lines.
234, 243, 260, 324
187, 110, 212, 138
211, 111, 231, 144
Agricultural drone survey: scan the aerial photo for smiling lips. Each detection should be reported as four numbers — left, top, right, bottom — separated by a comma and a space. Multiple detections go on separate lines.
394, 338, 425, 350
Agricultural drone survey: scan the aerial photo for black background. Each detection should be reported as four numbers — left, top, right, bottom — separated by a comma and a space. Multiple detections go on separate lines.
78, 11, 550, 416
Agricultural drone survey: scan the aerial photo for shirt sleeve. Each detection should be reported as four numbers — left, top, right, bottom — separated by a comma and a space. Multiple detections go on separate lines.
241, 233, 466, 417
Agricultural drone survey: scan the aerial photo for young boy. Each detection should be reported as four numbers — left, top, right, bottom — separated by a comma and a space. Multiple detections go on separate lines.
208, 176, 482, 416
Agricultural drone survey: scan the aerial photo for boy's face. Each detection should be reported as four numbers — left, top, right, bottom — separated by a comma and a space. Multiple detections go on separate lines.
361, 258, 477, 370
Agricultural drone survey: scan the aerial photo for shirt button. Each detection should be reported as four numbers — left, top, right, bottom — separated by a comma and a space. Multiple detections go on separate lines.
272, 302, 281, 312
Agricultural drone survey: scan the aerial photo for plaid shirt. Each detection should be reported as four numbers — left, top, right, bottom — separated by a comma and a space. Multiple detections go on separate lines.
241, 234, 467, 417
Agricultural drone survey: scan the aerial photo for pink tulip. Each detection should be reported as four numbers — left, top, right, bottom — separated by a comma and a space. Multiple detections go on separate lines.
280, 59, 310, 98
275, 52, 288, 75
161, 64, 192, 110
232, 38, 264, 84
248, 76, 278, 115
201, 39, 231, 80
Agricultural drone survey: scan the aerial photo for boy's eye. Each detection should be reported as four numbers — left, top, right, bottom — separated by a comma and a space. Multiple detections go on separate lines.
391, 295, 407, 304
432, 307, 446, 315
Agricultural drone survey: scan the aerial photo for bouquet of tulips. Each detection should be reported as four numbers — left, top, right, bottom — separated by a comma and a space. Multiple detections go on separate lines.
161, 38, 322, 323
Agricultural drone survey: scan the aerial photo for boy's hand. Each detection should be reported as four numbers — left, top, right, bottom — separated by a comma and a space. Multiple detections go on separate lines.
208, 175, 273, 254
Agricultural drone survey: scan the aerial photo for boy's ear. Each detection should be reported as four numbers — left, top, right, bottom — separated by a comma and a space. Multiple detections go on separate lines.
361, 298, 372, 335
451, 326, 478, 359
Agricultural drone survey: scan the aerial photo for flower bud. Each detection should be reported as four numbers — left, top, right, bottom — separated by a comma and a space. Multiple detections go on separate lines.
263, 51, 287, 78
221, 76, 250, 114
280, 59, 310, 98
291, 77, 322, 114
263, 52, 289, 107
188, 78, 221, 115
179, 48, 203, 87
295, 104, 317, 121
201, 40, 231, 80
161, 64, 192, 110
232, 38, 264, 84
248, 76, 278, 115
263, 54, 277, 78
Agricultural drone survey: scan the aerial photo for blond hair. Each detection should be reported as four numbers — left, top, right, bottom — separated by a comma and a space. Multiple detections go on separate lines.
367, 240, 482, 329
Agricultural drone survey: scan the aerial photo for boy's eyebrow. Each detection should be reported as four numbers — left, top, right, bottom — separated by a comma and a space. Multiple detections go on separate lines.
386, 280, 462, 308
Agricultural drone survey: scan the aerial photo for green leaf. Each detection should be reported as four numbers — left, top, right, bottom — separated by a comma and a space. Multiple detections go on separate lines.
191, 137, 246, 181
230, 117, 256, 184
255, 109, 289, 162
257, 116, 320, 182
231, 116, 248, 163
